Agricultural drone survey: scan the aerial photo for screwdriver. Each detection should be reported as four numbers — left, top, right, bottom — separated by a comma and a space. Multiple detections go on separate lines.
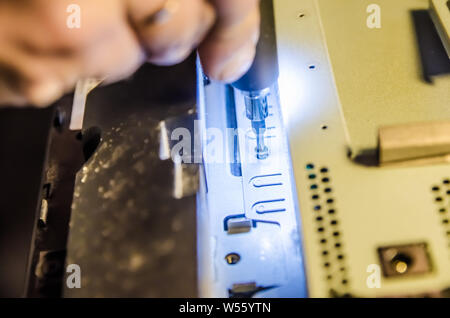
232, 0, 278, 160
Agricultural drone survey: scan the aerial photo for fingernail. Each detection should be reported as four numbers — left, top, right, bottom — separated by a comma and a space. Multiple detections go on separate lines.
28, 80, 63, 107
216, 45, 256, 82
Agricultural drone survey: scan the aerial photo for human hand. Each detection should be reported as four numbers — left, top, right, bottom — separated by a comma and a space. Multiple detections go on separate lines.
0, 0, 260, 107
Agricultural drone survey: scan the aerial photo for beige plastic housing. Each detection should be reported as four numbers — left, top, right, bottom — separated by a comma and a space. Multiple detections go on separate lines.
274, 0, 450, 297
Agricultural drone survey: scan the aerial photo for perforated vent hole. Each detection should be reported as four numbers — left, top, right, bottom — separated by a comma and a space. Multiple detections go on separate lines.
305, 163, 349, 294
431, 179, 450, 253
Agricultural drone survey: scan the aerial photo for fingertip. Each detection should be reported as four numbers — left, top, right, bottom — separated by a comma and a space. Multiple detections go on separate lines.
25, 79, 63, 107
198, 2, 260, 83
205, 42, 256, 83
143, 0, 216, 67
147, 46, 193, 66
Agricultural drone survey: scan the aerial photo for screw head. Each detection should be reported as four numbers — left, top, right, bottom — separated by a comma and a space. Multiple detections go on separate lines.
225, 253, 241, 265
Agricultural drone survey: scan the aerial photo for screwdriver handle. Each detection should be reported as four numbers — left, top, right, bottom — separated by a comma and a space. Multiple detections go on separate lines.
232, 0, 279, 92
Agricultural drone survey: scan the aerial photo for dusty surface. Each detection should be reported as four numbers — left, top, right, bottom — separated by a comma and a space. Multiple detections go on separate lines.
65, 61, 198, 297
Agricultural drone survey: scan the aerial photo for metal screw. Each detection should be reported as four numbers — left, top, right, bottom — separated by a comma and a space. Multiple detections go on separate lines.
225, 253, 241, 265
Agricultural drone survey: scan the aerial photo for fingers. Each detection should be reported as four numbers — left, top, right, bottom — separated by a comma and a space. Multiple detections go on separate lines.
30, 0, 143, 95
0, 0, 260, 108
77, 20, 144, 84
0, 44, 66, 107
128, 0, 216, 66
0, 66, 27, 107
0, 0, 143, 107
198, 0, 260, 82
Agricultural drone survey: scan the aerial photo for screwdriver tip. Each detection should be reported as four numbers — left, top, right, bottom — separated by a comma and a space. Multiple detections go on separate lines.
256, 145, 269, 160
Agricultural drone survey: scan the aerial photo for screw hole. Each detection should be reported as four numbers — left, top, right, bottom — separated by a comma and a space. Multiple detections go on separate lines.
225, 253, 240, 265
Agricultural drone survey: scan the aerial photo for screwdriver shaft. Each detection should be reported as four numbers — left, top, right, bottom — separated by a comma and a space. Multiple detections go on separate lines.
244, 92, 270, 160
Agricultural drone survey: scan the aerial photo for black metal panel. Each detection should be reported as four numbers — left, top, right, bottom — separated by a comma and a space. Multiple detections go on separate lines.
412, 10, 450, 82
0, 106, 54, 297
64, 57, 198, 297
